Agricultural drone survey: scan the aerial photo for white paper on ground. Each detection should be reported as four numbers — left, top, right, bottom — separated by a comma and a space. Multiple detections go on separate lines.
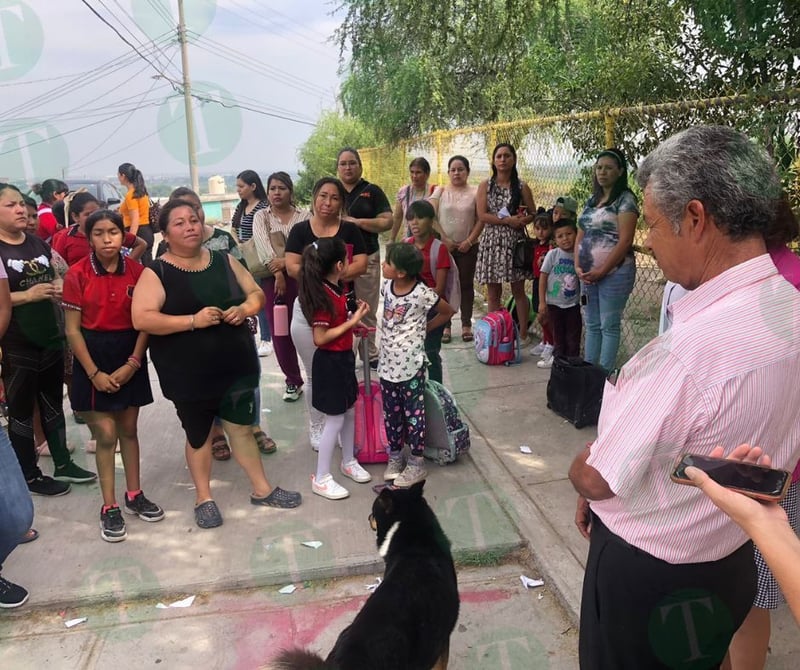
519, 445, 532, 454
520, 575, 545, 589
301, 541, 323, 549
64, 617, 87, 628
156, 595, 196, 609
366, 577, 382, 592
279, 584, 297, 594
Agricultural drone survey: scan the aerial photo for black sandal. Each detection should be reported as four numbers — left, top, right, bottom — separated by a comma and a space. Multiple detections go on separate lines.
194, 500, 223, 528
211, 435, 231, 461
251, 487, 302, 509
20, 528, 39, 544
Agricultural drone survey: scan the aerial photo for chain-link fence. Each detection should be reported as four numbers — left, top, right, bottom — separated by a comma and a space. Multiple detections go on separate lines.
360, 89, 800, 366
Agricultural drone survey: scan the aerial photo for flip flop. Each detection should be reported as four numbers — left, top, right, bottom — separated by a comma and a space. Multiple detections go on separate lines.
462, 329, 474, 342
441, 329, 452, 344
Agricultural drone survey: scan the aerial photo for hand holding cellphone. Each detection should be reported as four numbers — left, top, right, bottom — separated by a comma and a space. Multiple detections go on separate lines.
671, 453, 791, 502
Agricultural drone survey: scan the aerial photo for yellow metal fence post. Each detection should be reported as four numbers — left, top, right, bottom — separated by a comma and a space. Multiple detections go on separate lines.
604, 112, 615, 148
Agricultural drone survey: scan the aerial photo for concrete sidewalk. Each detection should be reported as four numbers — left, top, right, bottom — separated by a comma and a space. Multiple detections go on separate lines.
1, 323, 797, 668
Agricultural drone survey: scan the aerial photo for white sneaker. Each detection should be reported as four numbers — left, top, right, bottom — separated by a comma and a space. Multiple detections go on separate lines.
311, 473, 349, 500
537, 355, 554, 369
529, 342, 545, 356
340, 459, 372, 483
257, 341, 273, 357
540, 344, 554, 360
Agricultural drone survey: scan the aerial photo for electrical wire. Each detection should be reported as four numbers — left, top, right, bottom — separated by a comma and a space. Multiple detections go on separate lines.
217, 0, 336, 59
70, 110, 186, 172
187, 31, 328, 98
69, 45, 180, 167
0, 34, 175, 122
80, 0, 181, 88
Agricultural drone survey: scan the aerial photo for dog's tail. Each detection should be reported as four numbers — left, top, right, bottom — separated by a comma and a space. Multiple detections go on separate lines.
266, 648, 330, 670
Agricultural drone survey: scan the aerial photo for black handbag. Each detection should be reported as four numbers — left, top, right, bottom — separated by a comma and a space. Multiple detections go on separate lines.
512, 229, 535, 271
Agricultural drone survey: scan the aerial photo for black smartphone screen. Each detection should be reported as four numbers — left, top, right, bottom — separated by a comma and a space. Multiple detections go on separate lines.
674, 454, 789, 497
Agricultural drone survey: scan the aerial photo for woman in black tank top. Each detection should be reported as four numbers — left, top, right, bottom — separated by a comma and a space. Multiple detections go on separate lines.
132, 200, 301, 529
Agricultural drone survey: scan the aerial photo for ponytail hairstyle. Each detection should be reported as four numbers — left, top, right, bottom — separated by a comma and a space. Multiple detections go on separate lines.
490, 143, 522, 214
52, 200, 66, 227
764, 194, 800, 249
34, 179, 69, 205
298, 237, 347, 324
0, 182, 22, 198
232, 169, 268, 230
85, 209, 124, 237
118, 162, 148, 198
385, 242, 424, 282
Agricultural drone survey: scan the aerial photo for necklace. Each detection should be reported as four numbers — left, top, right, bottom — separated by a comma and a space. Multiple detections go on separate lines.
161, 250, 213, 273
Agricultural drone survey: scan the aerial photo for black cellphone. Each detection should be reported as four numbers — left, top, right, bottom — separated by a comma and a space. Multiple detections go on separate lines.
670, 453, 791, 502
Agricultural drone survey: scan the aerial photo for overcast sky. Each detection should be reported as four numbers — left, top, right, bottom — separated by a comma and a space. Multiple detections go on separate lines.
0, 0, 344, 186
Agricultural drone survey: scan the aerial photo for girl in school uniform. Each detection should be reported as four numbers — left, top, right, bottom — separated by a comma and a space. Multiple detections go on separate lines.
297, 237, 371, 500
62, 209, 163, 542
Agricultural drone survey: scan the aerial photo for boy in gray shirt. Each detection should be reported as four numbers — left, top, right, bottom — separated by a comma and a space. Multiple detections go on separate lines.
537, 219, 581, 368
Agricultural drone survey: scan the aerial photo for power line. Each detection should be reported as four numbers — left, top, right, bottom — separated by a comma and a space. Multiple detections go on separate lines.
70, 111, 187, 172
69, 45, 180, 168
0, 35, 175, 122
188, 31, 330, 99
0, 106, 174, 158
80, 0, 182, 88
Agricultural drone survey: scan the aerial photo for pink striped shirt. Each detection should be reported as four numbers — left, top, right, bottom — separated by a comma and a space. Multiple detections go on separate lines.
587, 254, 800, 563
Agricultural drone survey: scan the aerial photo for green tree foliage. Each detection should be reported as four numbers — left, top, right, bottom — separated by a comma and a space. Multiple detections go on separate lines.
336, 0, 799, 170
295, 111, 376, 203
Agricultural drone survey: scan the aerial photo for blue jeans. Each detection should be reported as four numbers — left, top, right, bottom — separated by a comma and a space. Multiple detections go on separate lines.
257, 309, 271, 343
0, 427, 34, 568
582, 261, 635, 371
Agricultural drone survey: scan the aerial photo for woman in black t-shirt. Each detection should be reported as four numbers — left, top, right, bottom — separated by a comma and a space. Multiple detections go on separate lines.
0, 183, 96, 497
285, 177, 367, 450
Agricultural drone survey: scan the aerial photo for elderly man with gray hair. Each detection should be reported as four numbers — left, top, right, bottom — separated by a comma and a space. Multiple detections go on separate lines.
568, 125, 800, 669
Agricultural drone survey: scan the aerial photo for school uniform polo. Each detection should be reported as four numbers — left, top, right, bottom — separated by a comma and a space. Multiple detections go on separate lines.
62, 253, 143, 331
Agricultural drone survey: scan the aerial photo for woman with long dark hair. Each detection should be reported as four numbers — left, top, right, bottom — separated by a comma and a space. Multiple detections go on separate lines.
231, 169, 272, 357
431, 154, 482, 342
575, 148, 638, 371
285, 177, 368, 450
258, 172, 309, 402
118, 162, 154, 264
475, 143, 536, 336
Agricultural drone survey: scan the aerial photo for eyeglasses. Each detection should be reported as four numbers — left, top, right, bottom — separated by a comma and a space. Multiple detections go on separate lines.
338, 161, 359, 168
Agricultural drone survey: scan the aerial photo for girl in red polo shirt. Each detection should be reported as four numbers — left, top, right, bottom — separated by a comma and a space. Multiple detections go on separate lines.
405, 200, 451, 383
298, 238, 371, 500
62, 209, 163, 543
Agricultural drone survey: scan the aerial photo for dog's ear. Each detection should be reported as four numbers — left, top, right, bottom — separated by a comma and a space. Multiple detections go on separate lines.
409, 480, 426, 498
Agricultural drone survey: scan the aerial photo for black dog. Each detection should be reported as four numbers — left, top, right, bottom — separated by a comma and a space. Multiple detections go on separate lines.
270, 481, 460, 670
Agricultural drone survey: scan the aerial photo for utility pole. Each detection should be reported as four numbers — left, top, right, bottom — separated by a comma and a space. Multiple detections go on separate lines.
177, 0, 199, 193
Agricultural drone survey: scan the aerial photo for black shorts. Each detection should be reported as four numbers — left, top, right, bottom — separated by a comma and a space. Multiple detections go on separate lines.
173, 387, 257, 449
312, 349, 357, 416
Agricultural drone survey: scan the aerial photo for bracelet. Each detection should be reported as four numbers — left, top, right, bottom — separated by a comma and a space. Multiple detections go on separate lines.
125, 361, 138, 370
128, 355, 141, 366
88, 368, 100, 380
126, 356, 141, 369
190, 314, 195, 331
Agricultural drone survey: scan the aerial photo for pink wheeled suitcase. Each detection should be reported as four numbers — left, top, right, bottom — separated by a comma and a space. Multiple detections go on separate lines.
353, 327, 389, 464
